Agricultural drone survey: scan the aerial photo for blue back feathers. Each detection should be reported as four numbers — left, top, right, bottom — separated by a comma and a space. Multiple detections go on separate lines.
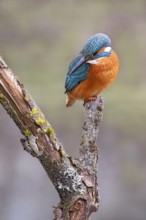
65, 33, 111, 92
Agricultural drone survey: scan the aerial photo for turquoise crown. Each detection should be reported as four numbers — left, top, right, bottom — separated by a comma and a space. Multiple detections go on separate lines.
81, 33, 111, 56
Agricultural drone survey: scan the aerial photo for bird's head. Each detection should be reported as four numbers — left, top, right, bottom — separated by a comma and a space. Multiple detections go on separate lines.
68, 33, 112, 75
81, 33, 111, 57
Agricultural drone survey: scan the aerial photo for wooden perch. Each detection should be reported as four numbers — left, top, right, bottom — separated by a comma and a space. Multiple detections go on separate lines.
0, 56, 104, 220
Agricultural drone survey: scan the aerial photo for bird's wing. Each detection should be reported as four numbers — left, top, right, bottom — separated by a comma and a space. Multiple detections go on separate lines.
65, 55, 89, 92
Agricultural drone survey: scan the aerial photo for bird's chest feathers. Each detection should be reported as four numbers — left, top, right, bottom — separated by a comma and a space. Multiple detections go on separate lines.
88, 54, 118, 85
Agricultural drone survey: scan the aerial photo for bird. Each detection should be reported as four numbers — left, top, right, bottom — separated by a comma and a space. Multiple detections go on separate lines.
65, 33, 119, 107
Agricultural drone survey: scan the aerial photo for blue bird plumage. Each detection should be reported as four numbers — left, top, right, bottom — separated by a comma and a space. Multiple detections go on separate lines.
93, 51, 111, 60
65, 55, 89, 92
65, 33, 111, 93
81, 33, 111, 56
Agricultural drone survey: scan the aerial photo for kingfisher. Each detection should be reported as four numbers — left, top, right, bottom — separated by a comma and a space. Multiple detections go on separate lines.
65, 33, 119, 107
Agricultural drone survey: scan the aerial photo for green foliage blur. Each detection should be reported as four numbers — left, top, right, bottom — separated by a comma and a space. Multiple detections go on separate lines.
0, 0, 146, 220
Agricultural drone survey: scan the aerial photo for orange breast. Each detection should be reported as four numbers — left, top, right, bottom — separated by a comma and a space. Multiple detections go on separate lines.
68, 50, 119, 100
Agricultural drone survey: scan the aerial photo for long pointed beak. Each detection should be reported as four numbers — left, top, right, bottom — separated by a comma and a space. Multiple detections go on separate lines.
68, 56, 87, 75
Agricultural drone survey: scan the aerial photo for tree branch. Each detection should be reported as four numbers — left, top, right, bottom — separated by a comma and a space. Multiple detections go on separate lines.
0, 56, 103, 220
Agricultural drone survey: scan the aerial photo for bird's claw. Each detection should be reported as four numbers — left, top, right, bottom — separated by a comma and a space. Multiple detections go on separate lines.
83, 96, 97, 106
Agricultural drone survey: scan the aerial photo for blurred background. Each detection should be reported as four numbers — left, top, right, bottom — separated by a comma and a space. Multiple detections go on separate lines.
0, 0, 146, 219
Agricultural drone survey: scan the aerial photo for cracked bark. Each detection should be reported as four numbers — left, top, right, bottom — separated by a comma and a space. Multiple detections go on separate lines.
0, 56, 104, 220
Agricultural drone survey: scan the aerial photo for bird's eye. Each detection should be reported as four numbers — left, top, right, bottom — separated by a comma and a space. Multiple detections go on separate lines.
85, 51, 98, 61
85, 54, 95, 61
93, 51, 98, 57
85, 55, 92, 61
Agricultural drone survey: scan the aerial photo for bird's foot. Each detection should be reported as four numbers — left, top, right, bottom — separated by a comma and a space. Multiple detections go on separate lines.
83, 96, 97, 106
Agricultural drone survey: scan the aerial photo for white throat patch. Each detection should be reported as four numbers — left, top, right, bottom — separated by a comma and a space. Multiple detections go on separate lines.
86, 59, 98, 64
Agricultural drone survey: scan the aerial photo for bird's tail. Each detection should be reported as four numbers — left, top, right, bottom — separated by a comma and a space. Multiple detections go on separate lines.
66, 93, 75, 107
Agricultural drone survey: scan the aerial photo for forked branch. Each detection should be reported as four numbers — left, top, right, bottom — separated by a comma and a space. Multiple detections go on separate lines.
0, 56, 103, 220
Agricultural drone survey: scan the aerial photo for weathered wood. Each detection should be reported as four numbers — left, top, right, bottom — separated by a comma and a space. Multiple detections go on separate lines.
0, 56, 103, 220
